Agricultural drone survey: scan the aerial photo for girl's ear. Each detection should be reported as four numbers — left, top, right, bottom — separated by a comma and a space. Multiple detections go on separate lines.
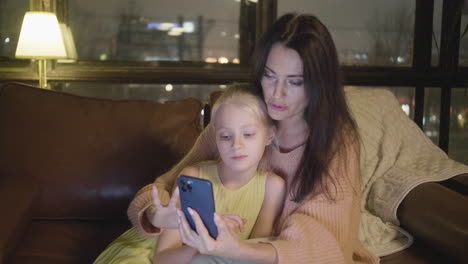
265, 125, 276, 146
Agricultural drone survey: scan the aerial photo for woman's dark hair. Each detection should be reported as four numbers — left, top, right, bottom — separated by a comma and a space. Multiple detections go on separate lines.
253, 13, 358, 203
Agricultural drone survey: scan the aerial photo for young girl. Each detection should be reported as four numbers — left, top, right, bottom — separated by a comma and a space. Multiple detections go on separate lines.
153, 84, 285, 264
94, 84, 285, 264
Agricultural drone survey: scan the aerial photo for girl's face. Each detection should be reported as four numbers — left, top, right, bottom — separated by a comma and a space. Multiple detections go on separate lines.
261, 43, 308, 122
214, 104, 272, 173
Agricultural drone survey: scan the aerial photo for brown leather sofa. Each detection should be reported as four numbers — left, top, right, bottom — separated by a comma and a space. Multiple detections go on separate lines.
0, 82, 466, 264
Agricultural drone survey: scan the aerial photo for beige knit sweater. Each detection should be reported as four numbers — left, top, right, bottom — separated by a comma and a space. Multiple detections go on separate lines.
265, 138, 378, 263
127, 123, 378, 263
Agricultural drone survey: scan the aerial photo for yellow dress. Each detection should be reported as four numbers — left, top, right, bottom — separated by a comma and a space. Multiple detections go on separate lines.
93, 161, 266, 263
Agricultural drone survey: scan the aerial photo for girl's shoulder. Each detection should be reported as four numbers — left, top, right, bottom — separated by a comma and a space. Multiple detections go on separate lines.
265, 171, 286, 192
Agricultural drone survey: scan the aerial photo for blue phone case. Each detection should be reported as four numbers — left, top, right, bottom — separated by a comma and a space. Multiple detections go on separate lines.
177, 175, 218, 238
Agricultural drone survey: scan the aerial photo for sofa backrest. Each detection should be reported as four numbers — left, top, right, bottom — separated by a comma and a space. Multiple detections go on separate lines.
0, 83, 203, 219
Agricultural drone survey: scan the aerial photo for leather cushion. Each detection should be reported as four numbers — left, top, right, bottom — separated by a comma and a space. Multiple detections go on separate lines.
0, 83, 202, 218
0, 174, 40, 263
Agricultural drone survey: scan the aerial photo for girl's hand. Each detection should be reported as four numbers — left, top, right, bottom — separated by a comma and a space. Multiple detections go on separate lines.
146, 186, 180, 229
177, 208, 245, 258
221, 215, 247, 234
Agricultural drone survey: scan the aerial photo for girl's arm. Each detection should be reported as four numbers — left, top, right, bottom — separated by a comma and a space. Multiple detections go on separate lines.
127, 124, 217, 236
153, 165, 247, 263
153, 166, 201, 264
250, 172, 286, 238
154, 228, 198, 264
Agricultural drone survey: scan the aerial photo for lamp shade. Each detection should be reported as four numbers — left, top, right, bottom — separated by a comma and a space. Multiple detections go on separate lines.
59, 23, 78, 60
15, 12, 67, 59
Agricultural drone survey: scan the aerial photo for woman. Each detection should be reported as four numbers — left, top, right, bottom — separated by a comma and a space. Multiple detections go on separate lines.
128, 13, 378, 263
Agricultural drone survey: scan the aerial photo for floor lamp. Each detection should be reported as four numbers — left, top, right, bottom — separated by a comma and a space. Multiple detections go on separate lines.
15, 12, 67, 89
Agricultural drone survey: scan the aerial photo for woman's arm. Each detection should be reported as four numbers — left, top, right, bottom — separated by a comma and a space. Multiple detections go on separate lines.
250, 172, 286, 238
127, 124, 217, 236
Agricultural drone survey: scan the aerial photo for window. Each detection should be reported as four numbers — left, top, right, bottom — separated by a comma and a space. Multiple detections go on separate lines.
277, 0, 415, 66
423, 88, 441, 145
459, 1, 468, 66
449, 88, 468, 164
432, 0, 443, 66
0, 0, 29, 59
58, 82, 224, 102
67, 0, 256, 64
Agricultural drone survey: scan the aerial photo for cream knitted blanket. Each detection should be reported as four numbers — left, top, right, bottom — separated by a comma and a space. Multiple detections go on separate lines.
346, 89, 468, 257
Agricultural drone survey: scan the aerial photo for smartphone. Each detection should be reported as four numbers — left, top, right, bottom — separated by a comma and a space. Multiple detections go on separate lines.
177, 175, 218, 239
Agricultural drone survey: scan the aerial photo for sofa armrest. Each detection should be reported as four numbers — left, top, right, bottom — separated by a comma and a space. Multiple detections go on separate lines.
397, 181, 468, 263
0, 175, 40, 263
440, 173, 468, 196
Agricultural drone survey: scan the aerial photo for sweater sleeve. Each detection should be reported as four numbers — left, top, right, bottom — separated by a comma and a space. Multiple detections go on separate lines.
127, 123, 218, 237
269, 141, 378, 264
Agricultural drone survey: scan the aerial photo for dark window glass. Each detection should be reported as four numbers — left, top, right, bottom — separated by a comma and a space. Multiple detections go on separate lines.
68, 0, 255, 64
449, 88, 468, 165
459, 1, 468, 66
0, 0, 29, 60
432, 0, 443, 66
423, 88, 441, 145
278, 0, 415, 66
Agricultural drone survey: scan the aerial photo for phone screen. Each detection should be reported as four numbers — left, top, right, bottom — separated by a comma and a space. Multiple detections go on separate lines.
177, 175, 218, 238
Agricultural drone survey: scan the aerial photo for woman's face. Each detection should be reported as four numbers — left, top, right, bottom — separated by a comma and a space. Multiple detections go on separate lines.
261, 43, 308, 122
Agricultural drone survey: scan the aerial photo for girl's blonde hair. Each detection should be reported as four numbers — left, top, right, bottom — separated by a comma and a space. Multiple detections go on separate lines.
211, 83, 274, 173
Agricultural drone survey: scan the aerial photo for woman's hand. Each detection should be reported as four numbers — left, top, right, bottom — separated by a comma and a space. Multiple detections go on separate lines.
146, 186, 180, 229
177, 208, 246, 258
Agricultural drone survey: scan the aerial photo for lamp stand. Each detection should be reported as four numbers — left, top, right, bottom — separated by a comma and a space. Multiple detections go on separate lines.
37, 59, 48, 89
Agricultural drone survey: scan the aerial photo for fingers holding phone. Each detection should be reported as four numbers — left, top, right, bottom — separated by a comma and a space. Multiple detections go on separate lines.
178, 208, 244, 258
